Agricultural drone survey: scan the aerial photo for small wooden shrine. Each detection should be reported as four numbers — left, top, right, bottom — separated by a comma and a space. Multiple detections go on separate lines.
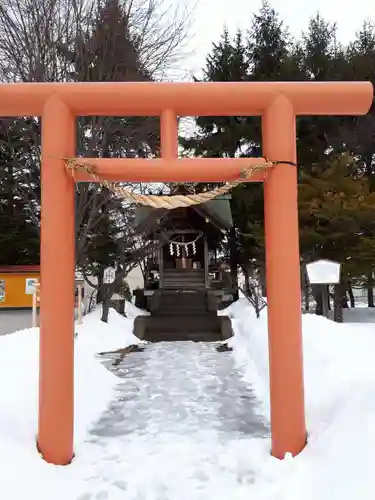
135, 196, 234, 294
133, 193, 235, 342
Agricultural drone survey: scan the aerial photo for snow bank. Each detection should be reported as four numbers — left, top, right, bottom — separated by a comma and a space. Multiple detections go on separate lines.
0, 304, 143, 499
76, 306, 143, 355
226, 299, 375, 499
125, 300, 150, 320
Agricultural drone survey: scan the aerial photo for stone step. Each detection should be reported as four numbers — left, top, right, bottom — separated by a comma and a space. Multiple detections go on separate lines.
163, 271, 205, 285
153, 310, 213, 317
133, 314, 233, 343
152, 290, 218, 315
164, 272, 204, 276
162, 288, 205, 292
163, 282, 204, 285
156, 302, 208, 308
163, 281, 205, 286
163, 274, 204, 279
145, 315, 223, 333
143, 331, 224, 342
157, 302, 208, 309
159, 296, 207, 303
159, 290, 206, 297
162, 300, 206, 309
164, 270, 205, 274
149, 291, 212, 315
158, 297, 208, 307
162, 287, 205, 290
158, 300, 207, 306
163, 280, 204, 284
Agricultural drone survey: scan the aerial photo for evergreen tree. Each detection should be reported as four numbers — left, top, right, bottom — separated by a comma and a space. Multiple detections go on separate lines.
182, 2, 299, 275
182, 29, 249, 158
342, 22, 375, 304
0, 119, 39, 265
180, 4, 375, 306
300, 14, 345, 81
296, 14, 349, 167
236, 1, 296, 271
247, 0, 291, 81
298, 153, 375, 274
344, 22, 375, 177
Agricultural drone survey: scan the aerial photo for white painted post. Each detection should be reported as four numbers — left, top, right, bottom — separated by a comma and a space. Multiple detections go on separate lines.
32, 281, 40, 327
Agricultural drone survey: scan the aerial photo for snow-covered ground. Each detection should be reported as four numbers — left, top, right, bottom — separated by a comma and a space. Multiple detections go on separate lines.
75, 342, 268, 499
228, 300, 375, 499
0, 306, 144, 499
1, 299, 375, 498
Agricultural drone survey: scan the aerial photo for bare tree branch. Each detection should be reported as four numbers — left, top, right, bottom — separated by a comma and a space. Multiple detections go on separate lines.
0, 0, 192, 291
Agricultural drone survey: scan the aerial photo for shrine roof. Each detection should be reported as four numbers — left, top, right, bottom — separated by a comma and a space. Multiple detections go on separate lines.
134, 195, 233, 232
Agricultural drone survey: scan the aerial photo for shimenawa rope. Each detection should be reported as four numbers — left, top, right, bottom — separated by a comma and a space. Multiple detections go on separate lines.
64, 157, 295, 210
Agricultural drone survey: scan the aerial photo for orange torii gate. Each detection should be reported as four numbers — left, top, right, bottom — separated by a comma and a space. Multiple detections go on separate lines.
0, 81, 371, 465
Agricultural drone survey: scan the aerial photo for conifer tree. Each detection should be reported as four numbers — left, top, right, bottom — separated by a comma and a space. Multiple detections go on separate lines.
0, 119, 40, 265
343, 22, 375, 304
182, 2, 299, 276
181, 28, 249, 158
247, 0, 291, 81
296, 14, 349, 167
299, 153, 375, 276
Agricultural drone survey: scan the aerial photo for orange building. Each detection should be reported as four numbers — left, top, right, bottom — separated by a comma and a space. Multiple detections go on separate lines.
0, 265, 40, 309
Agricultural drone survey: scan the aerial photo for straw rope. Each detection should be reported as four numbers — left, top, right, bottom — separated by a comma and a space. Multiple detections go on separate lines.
64, 157, 295, 209
162, 230, 203, 246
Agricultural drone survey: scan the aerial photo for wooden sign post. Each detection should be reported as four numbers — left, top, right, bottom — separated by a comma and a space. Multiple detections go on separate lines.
306, 259, 341, 319
32, 281, 40, 327
76, 282, 83, 325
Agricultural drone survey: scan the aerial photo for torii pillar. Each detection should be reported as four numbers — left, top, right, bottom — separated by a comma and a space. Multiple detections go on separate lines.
262, 95, 305, 457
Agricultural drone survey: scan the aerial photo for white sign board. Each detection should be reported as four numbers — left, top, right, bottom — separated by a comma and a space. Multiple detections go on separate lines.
103, 267, 116, 284
25, 278, 38, 295
0, 279, 5, 302
306, 259, 341, 285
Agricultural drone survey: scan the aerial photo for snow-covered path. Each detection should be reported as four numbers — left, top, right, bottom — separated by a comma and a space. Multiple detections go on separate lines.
75, 342, 269, 500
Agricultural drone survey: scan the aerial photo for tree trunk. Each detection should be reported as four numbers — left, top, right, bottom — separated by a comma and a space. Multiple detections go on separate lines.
121, 299, 126, 317
347, 281, 355, 308
321, 285, 329, 318
333, 284, 344, 323
101, 266, 127, 323
243, 264, 251, 296
242, 264, 261, 318
300, 266, 309, 311
259, 266, 267, 297
304, 286, 310, 311
340, 294, 348, 308
97, 266, 105, 304
312, 284, 323, 315
229, 226, 239, 301
101, 284, 111, 323
367, 270, 374, 307
231, 268, 239, 301
101, 300, 110, 323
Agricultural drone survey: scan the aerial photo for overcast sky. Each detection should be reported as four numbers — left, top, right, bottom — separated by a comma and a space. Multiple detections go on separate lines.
176, 0, 375, 78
